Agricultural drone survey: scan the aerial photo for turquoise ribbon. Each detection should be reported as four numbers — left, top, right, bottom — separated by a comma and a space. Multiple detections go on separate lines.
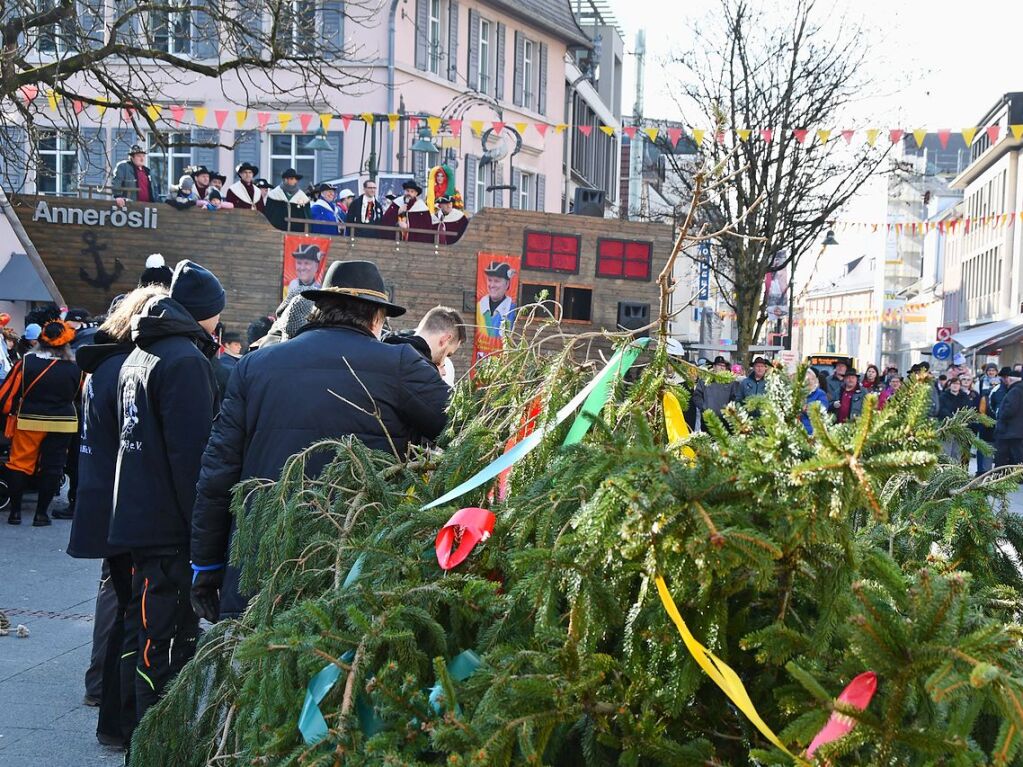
421, 338, 651, 511
298, 651, 350, 744
428, 650, 482, 713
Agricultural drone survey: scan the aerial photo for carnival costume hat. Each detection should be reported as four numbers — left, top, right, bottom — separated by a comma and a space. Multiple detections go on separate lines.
483, 261, 515, 281
38, 320, 76, 348
302, 260, 406, 317
292, 243, 322, 262
235, 161, 259, 176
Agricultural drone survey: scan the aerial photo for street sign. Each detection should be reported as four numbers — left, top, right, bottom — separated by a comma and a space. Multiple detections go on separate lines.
932, 342, 952, 361
697, 242, 710, 301
936, 326, 952, 343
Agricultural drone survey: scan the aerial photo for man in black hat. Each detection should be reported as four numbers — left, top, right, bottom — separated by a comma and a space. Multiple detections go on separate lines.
210, 171, 226, 193
108, 260, 224, 735
309, 183, 341, 235
477, 261, 516, 339
735, 356, 770, 403
382, 179, 433, 243
113, 144, 154, 205
345, 179, 385, 238
432, 195, 469, 245
189, 260, 451, 622
286, 243, 323, 294
225, 162, 263, 210
994, 367, 1023, 468
264, 168, 311, 231
829, 367, 865, 423
189, 165, 211, 200
691, 355, 737, 427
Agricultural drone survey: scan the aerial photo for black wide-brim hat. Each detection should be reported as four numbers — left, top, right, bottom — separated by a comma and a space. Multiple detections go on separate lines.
402, 179, 423, 194
303, 260, 406, 317
483, 260, 515, 280
235, 161, 259, 176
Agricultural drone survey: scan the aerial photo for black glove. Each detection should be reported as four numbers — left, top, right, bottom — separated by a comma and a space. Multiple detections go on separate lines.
190, 568, 225, 622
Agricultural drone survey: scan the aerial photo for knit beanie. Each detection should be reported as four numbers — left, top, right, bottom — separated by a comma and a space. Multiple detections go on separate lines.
139, 253, 173, 288
170, 260, 225, 322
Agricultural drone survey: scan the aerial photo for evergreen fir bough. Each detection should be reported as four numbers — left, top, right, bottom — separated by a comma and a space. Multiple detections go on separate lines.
133, 334, 1023, 766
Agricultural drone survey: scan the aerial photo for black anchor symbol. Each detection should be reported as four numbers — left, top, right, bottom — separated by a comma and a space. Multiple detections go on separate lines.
79, 231, 124, 291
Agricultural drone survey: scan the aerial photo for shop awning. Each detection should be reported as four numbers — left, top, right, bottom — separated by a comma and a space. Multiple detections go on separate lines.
0, 253, 54, 301
952, 316, 1023, 353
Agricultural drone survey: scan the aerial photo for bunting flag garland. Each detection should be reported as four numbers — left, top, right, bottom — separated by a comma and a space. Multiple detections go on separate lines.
341, 114, 352, 131
19, 85, 39, 104
299, 113, 314, 132
865, 128, 880, 146
428, 116, 442, 135
387, 113, 398, 131
841, 129, 855, 144
663, 392, 696, 462
578, 125, 592, 137
760, 128, 773, 143
46, 89, 59, 112
644, 127, 659, 142
817, 129, 831, 145
469, 119, 484, 136
169, 104, 184, 123
449, 119, 462, 137
360, 112, 374, 126
668, 127, 683, 146
72, 99, 85, 115
492, 121, 504, 134
278, 112, 292, 131
794, 129, 808, 144
600, 125, 615, 137
1013, 125, 1023, 141
736, 128, 751, 142
692, 129, 705, 147
319, 113, 332, 131
145, 104, 161, 122
96, 98, 109, 118
889, 129, 904, 144
214, 109, 228, 129
236, 110, 249, 127
961, 127, 977, 146
257, 111, 271, 130
193, 106, 208, 126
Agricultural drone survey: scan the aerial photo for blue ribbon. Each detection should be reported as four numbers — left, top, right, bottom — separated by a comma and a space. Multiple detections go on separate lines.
297, 651, 349, 745
428, 650, 482, 714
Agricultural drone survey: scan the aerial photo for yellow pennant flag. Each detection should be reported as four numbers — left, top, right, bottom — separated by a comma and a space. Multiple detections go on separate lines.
816, 129, 831, 145
510, 120, 526, 135
318, 113, 331, 131
235, 110, 249, 127
644, 127, 658, 142
1011, 125, 1023, 141
655, 576, 808, 765
663, 392, 696, 462
865, 128, 880, 146
193, 107, 208, 126
361, 112, 375, 126
554, 123, 568, 134
913, 129, 926, 148
736, 128, 751, 142
145, 104, 162, 122
600, 125, 615, 136
387, 113, 399, 131
470, 119, 484, 136
46, 89, 59, 111
427, 116, 442, 135
278, 112, 292, 131
692, 129, 705, 147
961, 127, 978, 145
96, 97, 108, 118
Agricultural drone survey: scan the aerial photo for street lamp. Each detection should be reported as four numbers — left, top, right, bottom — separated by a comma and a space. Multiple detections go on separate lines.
411, 126, 439, 154
304, 126, 334, 152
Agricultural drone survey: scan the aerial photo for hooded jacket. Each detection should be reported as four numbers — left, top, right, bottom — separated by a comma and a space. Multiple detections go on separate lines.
191, 323, 451, 617
67, 338, 133, 559
263, 186, 311, 231
309, 198, 340, 235
995, 380, 1023, 441
108, 297, 219, 550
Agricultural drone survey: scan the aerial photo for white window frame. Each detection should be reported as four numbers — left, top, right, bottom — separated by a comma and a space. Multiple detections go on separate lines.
150, 0, 192, 55
36, 131, 78, 195
475, 159, 492, 213
146, 132, 192, 198
523, 38, 534, 108
286, 0, 317, 56
478, 19, 491, 94
518, 171, 534, 210
269, 133, 317, 181
36, 0, 73, 55
428, 0, 442, 75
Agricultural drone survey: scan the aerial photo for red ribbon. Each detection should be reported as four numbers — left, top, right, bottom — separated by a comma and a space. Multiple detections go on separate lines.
806, 671, 877, 758
491, 397, 542, 502
435, 508, 495, 570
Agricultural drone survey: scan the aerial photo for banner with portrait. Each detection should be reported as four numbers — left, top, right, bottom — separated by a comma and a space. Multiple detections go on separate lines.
472, 252, 521, 368
282, 234, 332, 300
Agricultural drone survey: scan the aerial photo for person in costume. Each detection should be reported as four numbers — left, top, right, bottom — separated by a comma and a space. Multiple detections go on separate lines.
286, 243, 324, 294
189, 165, 211, 200
344, 179, 385, 238
382, 180, 433, 243
309, 183, 341, 235
264, 168, 311, 231
432, 195, 469, 244
210, 172, 226, 192
225, 162, 264, 211
477, 261, 516, 338
0, 319, 83, 526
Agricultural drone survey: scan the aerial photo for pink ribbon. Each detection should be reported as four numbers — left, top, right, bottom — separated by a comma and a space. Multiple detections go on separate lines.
806, 671, 877, 758
435, 508, 495, 571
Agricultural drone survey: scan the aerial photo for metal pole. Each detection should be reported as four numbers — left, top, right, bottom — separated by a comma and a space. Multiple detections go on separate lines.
563, 87, 574, 214
368, 119, 378, 182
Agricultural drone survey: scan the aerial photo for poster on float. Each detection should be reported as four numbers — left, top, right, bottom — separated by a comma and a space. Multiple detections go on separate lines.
282, 234, 332, 299
472, 252, 520, 368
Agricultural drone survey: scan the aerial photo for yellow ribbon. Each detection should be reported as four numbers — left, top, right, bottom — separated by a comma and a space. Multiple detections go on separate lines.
655, 576, 809, 765
662, 392, 696, 462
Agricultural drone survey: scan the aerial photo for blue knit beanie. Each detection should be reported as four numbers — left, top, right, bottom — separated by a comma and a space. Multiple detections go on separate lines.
170, 260, 225, 322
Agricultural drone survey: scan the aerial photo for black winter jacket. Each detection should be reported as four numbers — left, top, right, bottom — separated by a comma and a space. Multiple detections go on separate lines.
67, 340, 133, 559
735, 375, 767, 402
938, 389, 971, 420
190, 324, 451, 617
995, 381, 1023, 440
108, 297, 219, 550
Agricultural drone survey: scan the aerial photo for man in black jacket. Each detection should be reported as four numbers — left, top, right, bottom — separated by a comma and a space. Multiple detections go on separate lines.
994, 369, 1023, 467
344, 179, 385, 238
109, 260, 223, 730
189, 260, 451, 621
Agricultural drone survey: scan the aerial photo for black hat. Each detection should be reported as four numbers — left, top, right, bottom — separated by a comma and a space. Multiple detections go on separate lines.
189, 165, 211, 178
712, 355, 729, 366
385, 192, 397, 200
436, 195, 453, 204
282, 167, 302, 180
483, 261, 515, 281
751, 356, 769, 366
254, 178, 271, 189
402, 179, 423, 194
170, 260, 226, 322
919, 360, 931, 370
207, 188, 222, 201
128, 144, 146, 156
235, 161, 259, 176
844, 368, 859, 377
302, 260, 405, 317
221, 331, 242, 345
211, 172, 226, 184
292, 243, 322, 262
985, 362, 999, 371
1000, 366, 1016, 377
139, 253, 173, 288
65, 308, 90, 323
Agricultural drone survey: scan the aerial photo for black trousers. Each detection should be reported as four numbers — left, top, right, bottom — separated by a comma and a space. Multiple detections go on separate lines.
129, 547, 199, 732
96, 552, 137, 744
995, 439, 1023, 468
86, 560, 117, 699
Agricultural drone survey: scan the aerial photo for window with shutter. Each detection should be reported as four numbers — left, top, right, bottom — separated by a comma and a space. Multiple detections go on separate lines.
427, 0, 442, 74
492, 163, 503, 207
79, 127, 108, 197
494, 23, 505, 101
538, 43, 548, 115
191, 129, 219, 173
414, 0, 429, 70
320, 0, 344, 57
478, 19, 490, 94
236, 0, 262, 56
522, 39, 534, 110
464, 154, 477, 211
596, 238, 653, 281
536, 173, 546, 211
523, 231, 580, 273
0, 127, 28, 193
446, 0, 458, 81
510, 169, 521, 209
467, 8, 479, 89
193, 0, 219, 59
512, 31, 523, 106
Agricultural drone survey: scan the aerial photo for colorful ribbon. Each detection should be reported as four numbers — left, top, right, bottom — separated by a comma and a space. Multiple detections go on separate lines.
298, 652, 348, 744
435, 508, 495, 570
655, 575, 809, 765
806, 671, 877, 758
428, 650, 482, 713
662, 391, 696, 461
422, 338, 651, 511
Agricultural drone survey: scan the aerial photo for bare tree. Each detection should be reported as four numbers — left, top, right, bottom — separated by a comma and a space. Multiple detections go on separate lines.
0, 0, 376, 189
661, 0, 890, 361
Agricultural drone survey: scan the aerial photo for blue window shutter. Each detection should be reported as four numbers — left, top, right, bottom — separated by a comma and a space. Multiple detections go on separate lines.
464, 154, 477, 212
492, 162, 503, 207
446, 0, 458, 82
320, 0, 343, 56
495, 23, 505, 101
538, 43, 548, 116
467, 9, 479, 90
193, 0, 219, 58
79, 127, 108, 197
192, 128, 219, 170
512, 31, 523, 106
414, 0, 428, 71
0, 127, 28, 193
237, 0, 262, 56
536, 173, 545, 212
112, 0, 140, 45
77, 0, 105, 50
510, 168, 521, 209
233, 130, 261, 173
314, 132, 342, 181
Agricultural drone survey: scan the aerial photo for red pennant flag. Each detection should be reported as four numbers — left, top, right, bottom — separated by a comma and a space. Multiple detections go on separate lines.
667, 127, 683, 147
214, 109, 229, 129
937, 130, 950, 149
122, 107, 135, 122
341, 114, 353, 131
531, 122, 545, 137
170, 104, 186, 123
492, 121, 504, 134
987, 125, 1001, 144
449, 119, 462, 137
806, 672, 878, 758
408, 116, 420, 132
889, 129, 904, 144
72, 99, 85, 115
299, 113, 314, 133
793, 129, 808, 144
579, 125, 593, 137
257, 112, 271, 130
841, 129, 855, 144
19, 85, 39, 104
623, 126, 636, 139
760, 129, 773, 143
435, 508, 496, 571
